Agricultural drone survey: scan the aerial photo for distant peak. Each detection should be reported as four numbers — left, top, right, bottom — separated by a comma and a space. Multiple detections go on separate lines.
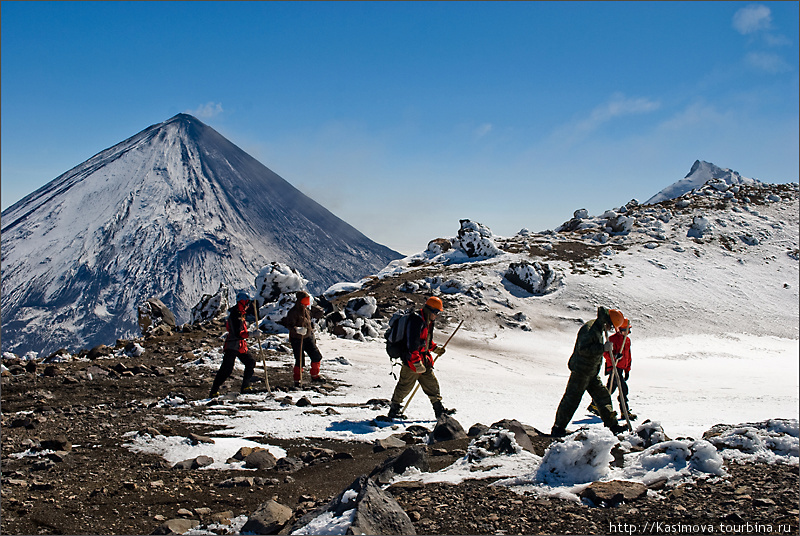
167, 113, 200, 124
685, 160, 717, 178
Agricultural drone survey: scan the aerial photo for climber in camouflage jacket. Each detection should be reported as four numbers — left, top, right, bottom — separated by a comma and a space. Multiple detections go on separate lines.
551, 306, 628, 437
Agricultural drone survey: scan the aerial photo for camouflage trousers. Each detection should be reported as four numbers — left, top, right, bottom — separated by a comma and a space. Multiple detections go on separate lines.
391, 364, 442, 405
554, 371, 619, 429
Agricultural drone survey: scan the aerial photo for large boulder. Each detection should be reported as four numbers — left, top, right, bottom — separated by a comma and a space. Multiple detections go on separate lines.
240, 499, 293, 534
172, 456, 213, 470
580, 480, 648, 507
426, 238, 452, 255
253, 263, 311, 334
191, 282, 229, 324
504, 261, 562, 295
151, 518, 199, 535
254, 262, 308, 304
138, 298, 176, 336
244, 448, 277, 470
454, 219, 501, 258
345, 296, 378, 319
369, 445, 431, 485
605, 214, 635, 234
430, 414, 468, 443
490, 419, 536, 454
290, 475, 416, 535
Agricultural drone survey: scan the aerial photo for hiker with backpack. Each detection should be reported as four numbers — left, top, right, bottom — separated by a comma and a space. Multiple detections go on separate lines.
280, 291, 324, 388
386, 296, 455, 419
550, 306, 629, 437
209, 291, 257, 397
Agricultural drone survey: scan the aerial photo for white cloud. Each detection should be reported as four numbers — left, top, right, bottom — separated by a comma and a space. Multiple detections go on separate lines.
474, 123, 493, 139
744, 51, 793, 73
732, 4, 772, 35
186, 102, 224, 119
763, 33, 792, 47
539, 93, 661, 155
588, 94, 661, 123
657, 100, 731, 132
566, 93, 661, 140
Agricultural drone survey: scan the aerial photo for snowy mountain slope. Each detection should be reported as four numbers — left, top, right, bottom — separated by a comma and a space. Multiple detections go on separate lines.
333, 181, 798, 342
645, 160, 762, 205
110, 181, 797, 508
229, 179, 798, 438
0, 114, 400, 356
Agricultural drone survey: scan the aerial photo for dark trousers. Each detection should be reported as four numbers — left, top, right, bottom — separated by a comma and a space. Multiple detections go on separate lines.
211, 349, 256, 393
290, 337, 322, 367
554, 371, 618, 429
290, 337, 323, 381
606, 369, 629, 405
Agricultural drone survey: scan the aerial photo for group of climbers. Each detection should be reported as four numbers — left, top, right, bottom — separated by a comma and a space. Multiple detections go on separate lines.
209, 289, 636, 438
209, 290, 323, 396
551, 306, 635, 437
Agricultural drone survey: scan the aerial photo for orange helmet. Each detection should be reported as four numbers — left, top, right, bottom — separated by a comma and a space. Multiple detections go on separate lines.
608, 309, 624, 329
425, 296, 444, 312
620, 318, 630, 330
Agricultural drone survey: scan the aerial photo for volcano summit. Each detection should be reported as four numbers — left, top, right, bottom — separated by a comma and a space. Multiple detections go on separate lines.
1, 114, 400, 356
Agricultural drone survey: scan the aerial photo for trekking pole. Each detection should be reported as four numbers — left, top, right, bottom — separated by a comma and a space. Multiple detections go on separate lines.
605, 330, 632, 432
253, 304, 271, 395
298, 334, 304, 384
402, 319, 464, 415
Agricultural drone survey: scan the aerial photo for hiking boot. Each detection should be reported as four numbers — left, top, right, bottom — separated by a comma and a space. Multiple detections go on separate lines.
622, 409, 637, 421
387, 403, 404, 419
310, 375, 325, 383
293, 381, 302, 390
209, 390, 220, 398
432, 401, 456, 418
240, 385, 254, 394
610, 423, 629, 434
587, 402, 600, 416
550, 425, 569, 438
620, 404, 637, 420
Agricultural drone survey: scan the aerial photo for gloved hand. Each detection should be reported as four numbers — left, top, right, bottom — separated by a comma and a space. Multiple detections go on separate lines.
604, 341, 613, 353
624, 370, 630, 381
295, 326, 307, 336
604, 367, 611, 376
432, 346, 445, 357
409, 361, 426, 374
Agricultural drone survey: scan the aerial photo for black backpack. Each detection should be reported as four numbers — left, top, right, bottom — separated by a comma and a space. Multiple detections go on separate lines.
384, 309, 416, 359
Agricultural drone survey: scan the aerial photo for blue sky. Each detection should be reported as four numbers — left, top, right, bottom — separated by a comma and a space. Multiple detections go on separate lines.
2, 1, 798, 254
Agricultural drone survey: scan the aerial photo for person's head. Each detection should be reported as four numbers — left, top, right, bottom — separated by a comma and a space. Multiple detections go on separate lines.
236, 291, 251, 312
597, 306, 624, 331
609, 309, 624, 330
296, 291, 311, 307
618, 318, 631, 334
422, 296, 443, 320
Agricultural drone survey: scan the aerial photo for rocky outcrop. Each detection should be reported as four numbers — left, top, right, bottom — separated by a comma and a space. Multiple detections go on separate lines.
290, 475, 416, 535
240, 499, 293, 534
138, 298, 177, 337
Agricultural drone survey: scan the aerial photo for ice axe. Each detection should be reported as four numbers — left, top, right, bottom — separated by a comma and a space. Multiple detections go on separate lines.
402, 319, 463, 415
605, 329, 632, 432
253, 303, 271, 395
